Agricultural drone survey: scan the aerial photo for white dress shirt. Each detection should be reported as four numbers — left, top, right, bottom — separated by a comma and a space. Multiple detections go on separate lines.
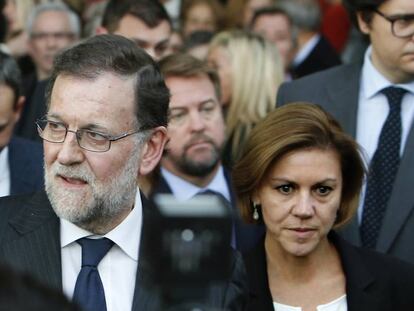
160, 165, 231, 202
356, 46, 414, 221
292, 34, 321, 67
61, 191, 143, 311
273, 294, 347, 311
0, 146, 10, 197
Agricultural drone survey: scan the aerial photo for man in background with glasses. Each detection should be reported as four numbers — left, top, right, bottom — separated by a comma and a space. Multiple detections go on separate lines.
0, 34, 247, 311
277, 0, 414, 264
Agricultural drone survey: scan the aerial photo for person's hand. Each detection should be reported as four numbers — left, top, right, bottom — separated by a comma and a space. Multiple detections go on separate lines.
6, 31, 28, 57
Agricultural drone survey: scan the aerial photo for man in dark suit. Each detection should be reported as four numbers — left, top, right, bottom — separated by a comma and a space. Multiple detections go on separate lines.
151, 53, 263, 253
97, 0, 172, 61
0, 52, 43, 197
277, 0, 414, 264
0, 35, 247, 311
280, 0, 341, 79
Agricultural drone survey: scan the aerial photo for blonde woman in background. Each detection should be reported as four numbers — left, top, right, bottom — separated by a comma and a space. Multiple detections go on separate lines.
207, 30, 284, 167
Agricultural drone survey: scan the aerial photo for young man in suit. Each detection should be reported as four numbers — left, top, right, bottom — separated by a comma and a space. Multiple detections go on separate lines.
97, 0, 172, 61
151, 53, 263, 253
0, 51, 43, 197
277, 0, 414, 264
0, 35, 247, 311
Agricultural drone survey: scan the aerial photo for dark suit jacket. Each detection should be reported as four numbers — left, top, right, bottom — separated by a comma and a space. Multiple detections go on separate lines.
290, 35, 341, 79
151, 170, 265, 254
244, 232, 414, 311
14, 76, 48, 142
8, 136, 44, 196
276, 63, 414, 264
0, 191, 248, 311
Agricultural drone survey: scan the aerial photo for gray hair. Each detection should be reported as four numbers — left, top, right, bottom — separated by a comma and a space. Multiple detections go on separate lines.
278, 0, 321, 32
26, 2, 81, 38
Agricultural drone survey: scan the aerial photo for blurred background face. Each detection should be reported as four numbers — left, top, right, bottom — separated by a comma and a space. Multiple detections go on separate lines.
207, 46, 232, 106
183, 3, 217, 37
0, 83, 20, 148
243, 0, 272, 27
252, 13, 295, 70
114, 14, 171, 60
3, 0, 18, 33
28, 10, 76, 80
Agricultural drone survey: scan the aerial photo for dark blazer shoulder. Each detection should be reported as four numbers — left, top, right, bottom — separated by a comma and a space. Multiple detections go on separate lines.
331, 232, 414, 310
278, 62, 362, 105
242, 238, 274, 311
8, 136, 44, 195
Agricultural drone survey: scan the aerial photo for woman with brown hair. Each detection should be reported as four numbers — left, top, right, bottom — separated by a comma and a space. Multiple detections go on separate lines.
232, 103, 414, 310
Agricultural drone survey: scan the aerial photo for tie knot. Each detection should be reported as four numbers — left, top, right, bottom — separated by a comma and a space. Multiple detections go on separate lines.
77, 238, 114, 267
381, 86, 407, 109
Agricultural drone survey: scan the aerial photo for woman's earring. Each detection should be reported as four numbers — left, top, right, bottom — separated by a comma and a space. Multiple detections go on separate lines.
253, 202, 259, 221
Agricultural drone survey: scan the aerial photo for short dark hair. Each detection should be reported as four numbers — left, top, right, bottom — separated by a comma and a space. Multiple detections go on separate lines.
158, 52, 221, 102
343, 0, 388, 27
250, 5, 291, 29
232, 103, 366, 228
0, 51, 22, 107
101, 0, 172, 33
46, 34, 170, 129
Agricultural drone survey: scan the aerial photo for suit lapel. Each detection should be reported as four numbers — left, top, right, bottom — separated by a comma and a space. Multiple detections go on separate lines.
323, 63, 361, 137
131, 193, 161, 311
331, 233, 381, 311
1, 191, 62, 290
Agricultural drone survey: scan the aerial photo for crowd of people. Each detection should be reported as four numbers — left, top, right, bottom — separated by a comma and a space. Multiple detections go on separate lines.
0, 0, 414, 310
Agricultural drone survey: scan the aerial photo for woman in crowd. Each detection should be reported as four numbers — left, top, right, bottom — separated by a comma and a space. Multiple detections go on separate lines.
225, 0, 273, 29
180, 0, 223, 38
207, 30, 284, 167
232, 103, 414, 310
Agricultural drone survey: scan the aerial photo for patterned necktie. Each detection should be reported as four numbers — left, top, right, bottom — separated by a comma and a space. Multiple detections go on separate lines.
197, 189, 236, 248
360, 86, 407, 249
73, 238, 114, 311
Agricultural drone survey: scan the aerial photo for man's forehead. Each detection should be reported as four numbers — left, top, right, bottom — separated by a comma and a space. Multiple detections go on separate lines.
34, 10, 71, 28
114, 14, 171, 42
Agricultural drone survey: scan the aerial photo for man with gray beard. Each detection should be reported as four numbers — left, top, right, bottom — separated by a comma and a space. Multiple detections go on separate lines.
0, 35, 247, 311
151, 53, 264, 253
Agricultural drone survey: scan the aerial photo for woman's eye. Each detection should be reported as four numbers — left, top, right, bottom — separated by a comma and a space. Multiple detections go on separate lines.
276, 185, 293, 194
315, 186, 332, 196
86, 131, 106, 141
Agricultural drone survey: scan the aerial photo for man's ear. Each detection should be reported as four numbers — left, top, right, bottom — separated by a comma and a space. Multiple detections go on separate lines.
139, 126, 168, 176
13, 96, 25, 123
356, 11, 371, 35
95, 26, 109, 35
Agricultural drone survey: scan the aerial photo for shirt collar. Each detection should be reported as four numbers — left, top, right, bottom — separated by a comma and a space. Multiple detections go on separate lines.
292, 34, 320, 67
60, 190, 143, 261
0, 146, 9, 183
161, 165, 230, 201
361, 45, 414, 99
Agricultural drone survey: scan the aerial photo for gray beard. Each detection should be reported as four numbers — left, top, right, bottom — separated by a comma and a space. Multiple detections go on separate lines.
45, 148, 140, 234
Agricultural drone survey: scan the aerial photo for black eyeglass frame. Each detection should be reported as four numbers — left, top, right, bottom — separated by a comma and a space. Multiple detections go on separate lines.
35, 119, 145, 153
373, 9, 414, 38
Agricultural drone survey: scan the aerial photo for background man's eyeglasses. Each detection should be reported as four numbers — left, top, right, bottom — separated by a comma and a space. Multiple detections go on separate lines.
373, 9, 414, 38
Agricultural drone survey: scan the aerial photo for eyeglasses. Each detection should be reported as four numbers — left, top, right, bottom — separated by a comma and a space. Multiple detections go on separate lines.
36, 119, 143, 152
373, 9, 414, 38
